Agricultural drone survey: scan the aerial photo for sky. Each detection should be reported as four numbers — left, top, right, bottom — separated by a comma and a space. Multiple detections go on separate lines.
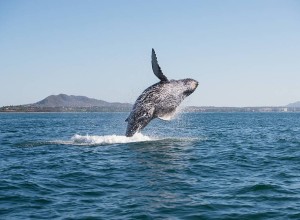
0, 0, 299, 107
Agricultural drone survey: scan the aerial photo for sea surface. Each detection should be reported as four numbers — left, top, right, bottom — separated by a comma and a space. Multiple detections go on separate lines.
1, 112, 300, 219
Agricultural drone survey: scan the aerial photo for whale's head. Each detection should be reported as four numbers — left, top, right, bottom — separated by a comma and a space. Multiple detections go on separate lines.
172, 78, 198, 98
182, 78, 198, 96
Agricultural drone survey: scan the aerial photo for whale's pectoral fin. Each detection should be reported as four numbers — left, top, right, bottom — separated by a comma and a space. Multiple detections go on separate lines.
152, 48, 168, 82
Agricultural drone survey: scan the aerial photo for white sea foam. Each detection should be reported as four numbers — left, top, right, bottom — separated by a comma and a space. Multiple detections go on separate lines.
70, 133, 152, 145
50, 132, 201, 146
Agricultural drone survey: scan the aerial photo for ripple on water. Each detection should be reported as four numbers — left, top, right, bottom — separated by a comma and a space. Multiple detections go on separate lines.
1, 112, 300, 219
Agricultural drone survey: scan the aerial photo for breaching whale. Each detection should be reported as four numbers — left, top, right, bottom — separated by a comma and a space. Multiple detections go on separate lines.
125, 49, 198, 137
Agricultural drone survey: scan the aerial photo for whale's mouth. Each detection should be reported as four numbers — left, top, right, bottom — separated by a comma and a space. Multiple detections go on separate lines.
192, 81, 198, 90
183, 80, 198, 97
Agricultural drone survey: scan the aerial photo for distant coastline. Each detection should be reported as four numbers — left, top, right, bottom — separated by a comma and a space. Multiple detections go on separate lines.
1, 94, 300, 113
1, 106, 300, 113
0, 106, 132, 113
184, 106, 300, 113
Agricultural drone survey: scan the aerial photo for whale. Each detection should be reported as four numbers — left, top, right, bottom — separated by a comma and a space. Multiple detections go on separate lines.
125, 49, 198, 137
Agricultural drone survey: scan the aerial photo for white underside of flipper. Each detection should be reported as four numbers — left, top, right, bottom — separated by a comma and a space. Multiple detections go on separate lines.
158, 109, 177, 121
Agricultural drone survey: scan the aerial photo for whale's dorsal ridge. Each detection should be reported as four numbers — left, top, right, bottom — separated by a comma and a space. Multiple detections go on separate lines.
151, 48, 169, 82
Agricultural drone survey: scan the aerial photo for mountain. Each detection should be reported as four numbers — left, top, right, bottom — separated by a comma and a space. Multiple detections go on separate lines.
32, 94, 130, 108
0, 94, 132, 112
286, 101, 300, 108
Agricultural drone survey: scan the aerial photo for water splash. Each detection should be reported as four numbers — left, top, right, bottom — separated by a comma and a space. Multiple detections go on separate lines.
48, 133, 202, 147
70, 133, 152, 145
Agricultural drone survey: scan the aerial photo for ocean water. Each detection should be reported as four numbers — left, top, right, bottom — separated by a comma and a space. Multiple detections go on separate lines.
1, 112, 300, 219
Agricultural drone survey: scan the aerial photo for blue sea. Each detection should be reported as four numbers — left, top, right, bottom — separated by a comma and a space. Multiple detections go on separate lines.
1, 112, 300, 219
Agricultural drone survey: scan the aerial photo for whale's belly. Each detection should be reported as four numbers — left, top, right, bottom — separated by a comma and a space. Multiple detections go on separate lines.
154, 94, 182, 120
157, 109, 177, 120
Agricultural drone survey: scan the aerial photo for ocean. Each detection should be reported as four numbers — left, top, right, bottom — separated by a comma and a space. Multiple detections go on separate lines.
1, 112, 300, 219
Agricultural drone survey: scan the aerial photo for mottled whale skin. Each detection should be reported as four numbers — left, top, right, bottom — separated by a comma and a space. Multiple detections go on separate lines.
125, 49, 198, 137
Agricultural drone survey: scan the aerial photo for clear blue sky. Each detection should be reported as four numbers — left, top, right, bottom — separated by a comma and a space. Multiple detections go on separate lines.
0, 0, 299, 107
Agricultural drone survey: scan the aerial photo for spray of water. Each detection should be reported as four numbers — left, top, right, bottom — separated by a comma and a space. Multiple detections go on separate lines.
70, 133, 152, 145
